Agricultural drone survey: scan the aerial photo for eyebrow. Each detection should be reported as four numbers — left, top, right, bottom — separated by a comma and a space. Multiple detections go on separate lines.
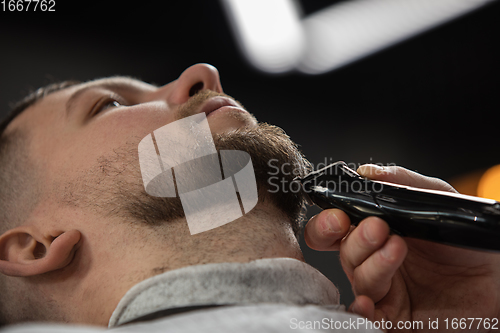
65, 81, 146, 116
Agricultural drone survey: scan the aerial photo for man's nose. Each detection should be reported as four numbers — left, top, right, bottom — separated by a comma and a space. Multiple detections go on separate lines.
167, 63, 224, 105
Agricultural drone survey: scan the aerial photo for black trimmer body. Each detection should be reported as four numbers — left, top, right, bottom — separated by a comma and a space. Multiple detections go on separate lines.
299, 162, 500, 252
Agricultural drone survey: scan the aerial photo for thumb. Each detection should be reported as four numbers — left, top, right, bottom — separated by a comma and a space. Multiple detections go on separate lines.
304, 209, 352, 251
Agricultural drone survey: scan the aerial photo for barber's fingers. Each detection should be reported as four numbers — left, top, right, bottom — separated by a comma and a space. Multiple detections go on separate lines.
349, 295, 375, 322
340, 217, 407, 303
351, 235, 407, 303
358, 164, 457, 193
340, 217, 390, 276
304, 209, 351, 251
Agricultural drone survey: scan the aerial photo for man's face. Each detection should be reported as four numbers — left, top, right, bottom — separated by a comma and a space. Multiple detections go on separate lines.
10, 66, 256, 194
6, 64, 309, 242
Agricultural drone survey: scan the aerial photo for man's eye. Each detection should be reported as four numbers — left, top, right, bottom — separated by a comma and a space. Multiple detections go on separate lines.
101, 100, 121, 111
92, 98, 123, 116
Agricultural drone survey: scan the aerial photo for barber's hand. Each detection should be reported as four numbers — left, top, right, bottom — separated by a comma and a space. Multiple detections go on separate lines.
304, 165, 500, 332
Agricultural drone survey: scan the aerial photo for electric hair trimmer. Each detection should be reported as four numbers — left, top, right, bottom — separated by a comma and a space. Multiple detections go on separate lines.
298, 162, 500, 252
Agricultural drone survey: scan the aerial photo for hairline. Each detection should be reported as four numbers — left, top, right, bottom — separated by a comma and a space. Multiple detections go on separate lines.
0, 76, 155, 137
0, 81, 81, 138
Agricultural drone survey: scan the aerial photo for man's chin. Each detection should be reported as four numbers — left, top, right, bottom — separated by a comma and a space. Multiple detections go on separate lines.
212, 123, 311, 236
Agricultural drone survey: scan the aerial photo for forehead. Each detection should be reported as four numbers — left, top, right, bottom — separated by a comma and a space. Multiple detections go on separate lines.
7, 76, 157, 132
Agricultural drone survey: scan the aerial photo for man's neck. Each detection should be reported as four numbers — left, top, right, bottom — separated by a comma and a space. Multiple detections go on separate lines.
53, 203, 304, 326
109, 258, 340, 327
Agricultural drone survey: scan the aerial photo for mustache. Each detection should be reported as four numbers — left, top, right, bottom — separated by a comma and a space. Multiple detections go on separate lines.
175, 90, 245, 121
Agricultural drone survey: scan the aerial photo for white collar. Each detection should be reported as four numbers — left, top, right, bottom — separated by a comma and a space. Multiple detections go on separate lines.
109, 258, 339, 327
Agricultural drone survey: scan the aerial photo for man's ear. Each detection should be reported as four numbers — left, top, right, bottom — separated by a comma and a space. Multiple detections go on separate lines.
0, 228, 81, 277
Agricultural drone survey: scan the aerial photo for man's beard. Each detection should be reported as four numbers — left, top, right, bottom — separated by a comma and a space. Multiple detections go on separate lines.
60, 100, 311, 237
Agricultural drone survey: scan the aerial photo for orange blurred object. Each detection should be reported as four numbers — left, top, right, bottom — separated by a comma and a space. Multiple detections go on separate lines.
450, 164, 500, 201
477, 164, 500, 201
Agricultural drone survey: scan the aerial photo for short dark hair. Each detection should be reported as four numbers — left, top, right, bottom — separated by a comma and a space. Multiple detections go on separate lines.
0, 80, 80, 234
0, 80, 81, 136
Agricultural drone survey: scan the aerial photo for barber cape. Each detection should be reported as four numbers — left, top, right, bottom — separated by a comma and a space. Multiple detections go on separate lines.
0, 258, 381, 332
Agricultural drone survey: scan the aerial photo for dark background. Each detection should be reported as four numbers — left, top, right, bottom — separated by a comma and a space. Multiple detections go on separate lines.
1, 1, 499, 306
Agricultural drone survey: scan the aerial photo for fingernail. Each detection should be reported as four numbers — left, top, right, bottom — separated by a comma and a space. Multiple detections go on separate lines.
363, 222, 377, 244
327, 211, 343, 233
381, 241, 394, 260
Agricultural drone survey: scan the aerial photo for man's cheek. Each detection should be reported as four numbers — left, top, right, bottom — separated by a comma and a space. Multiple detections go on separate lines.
95, 103, 177, 135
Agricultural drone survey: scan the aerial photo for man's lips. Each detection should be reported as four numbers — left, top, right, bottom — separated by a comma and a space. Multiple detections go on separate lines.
199, 97, 246, 117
